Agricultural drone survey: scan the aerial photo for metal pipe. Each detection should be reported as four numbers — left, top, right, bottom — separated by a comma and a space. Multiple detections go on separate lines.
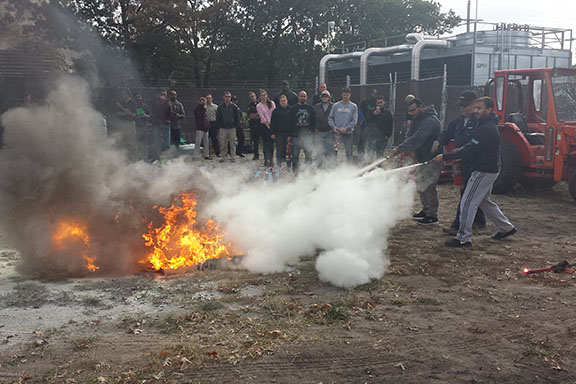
319, 52, 363, 85
411, 39, 451, 81
359, 45, 413, 85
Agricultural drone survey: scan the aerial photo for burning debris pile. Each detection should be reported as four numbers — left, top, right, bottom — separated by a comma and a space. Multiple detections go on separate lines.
0, 77, 221, 276
142, 191, 230, 271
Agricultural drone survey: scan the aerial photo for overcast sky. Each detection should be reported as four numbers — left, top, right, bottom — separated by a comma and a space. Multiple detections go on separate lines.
439, 0, 576, 37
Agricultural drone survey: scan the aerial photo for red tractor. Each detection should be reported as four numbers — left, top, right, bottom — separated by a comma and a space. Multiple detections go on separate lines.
485, 68, 576, 201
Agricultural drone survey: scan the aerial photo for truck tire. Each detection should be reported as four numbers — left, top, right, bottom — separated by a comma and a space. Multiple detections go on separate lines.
493, 139, 523, 194
569, 173, 576, 202
519, 177, 557, 189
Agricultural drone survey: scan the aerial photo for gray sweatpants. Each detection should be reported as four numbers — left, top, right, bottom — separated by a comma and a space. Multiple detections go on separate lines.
457, 171, 514, 243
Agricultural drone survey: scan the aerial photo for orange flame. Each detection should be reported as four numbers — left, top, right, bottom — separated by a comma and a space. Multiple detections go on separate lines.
52, 220, 99, 272
141, 192, 230, 270
523, 267, 530, 274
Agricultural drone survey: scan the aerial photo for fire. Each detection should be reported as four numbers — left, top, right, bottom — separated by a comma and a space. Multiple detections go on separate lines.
142, 191, 230, 270
523, 267, 530, 274
52, 220, 99, 272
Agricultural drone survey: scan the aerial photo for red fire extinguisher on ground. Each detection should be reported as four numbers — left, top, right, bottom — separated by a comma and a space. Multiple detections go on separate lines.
452, 161, 463, 186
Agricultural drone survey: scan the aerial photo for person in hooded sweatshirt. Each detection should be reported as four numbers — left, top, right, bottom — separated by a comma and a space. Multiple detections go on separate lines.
391, 97, 442, 225
434, 96, 516, 247
270, 95, 291, 167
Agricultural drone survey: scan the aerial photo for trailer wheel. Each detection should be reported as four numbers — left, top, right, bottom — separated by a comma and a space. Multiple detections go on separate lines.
519, 177, 557, 189
569, 173, 576, 202
493, 139, 523, 194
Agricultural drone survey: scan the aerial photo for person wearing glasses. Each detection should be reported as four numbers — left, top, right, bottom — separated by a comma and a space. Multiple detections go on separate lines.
391, 97, 442, 225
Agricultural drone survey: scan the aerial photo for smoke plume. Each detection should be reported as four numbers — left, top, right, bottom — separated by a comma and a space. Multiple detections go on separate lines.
0, 77, 206, 276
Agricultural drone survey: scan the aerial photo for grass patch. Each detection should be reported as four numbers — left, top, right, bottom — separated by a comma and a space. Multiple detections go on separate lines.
70, 335, 99, 351
416, 297, 443, 306
199, 301, 225, 312
323, 305, 349, 322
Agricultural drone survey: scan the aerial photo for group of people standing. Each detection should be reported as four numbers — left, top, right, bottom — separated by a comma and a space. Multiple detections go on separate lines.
115, 88, 185, 162
191, 80, 394, 171
391, 91, 517, 247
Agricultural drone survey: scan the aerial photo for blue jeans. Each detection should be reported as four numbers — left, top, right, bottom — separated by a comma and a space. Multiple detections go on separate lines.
150, 124, 170, 161
340, 133, 353, 162
316, 131, 336, 168
291, 132, 314, 172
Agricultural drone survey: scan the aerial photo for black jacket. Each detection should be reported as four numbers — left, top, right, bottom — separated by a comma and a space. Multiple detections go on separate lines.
397, 106, 441, 162
270, 105, 291, 135
439, 114, 476, 148
365, 106, 393, 139
150, 97, 171, 125
443, 112, 500, 174
440, 114, 477, 176
313, 102, 333, 132
288, 103, 316, 137
216, 102, 240, 129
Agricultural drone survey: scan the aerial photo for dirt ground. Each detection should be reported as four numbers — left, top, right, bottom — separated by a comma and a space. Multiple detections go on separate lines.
1, 178, 576, 384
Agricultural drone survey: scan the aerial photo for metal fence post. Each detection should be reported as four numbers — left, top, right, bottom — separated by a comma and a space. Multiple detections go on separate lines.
440, 64, 448, 127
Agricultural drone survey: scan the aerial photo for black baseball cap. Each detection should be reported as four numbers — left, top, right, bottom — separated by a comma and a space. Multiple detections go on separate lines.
457, 90, 478, 107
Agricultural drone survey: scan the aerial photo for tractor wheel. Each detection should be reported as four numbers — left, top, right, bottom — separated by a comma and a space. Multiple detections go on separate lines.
519, 177, 557, 189
569, 173, 576, 202
493, 139, 523, 194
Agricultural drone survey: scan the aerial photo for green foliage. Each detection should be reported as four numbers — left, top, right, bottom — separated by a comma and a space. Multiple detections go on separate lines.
64, 0, 460, 86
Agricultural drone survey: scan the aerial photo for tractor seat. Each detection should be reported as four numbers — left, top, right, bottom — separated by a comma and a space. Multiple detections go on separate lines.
525, 132, 545, 145
507, 113, 529, 134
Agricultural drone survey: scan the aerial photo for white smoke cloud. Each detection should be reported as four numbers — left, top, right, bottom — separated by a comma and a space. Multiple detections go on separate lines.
205, 166, 415, 288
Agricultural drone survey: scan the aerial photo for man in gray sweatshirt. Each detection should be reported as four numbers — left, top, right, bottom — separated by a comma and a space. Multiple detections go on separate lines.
328, 87, 358, 162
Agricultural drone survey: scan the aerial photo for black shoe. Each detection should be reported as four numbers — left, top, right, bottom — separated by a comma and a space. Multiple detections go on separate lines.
491, 228, 517, 240
443, 226, 458, 235
215, 154, 222, 158
412, 210, 426, 220
237, 154, 245, 158
417, 216, 439, 225
444, 238, 472, 247
252, 155, 260, 160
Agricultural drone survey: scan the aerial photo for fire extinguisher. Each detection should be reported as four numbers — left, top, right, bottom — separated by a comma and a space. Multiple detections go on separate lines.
453, 161, 463, 186
286, 136, 292, 169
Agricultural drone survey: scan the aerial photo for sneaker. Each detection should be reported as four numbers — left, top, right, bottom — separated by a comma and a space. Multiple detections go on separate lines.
412, 210, 426, 220
444, 238, 472, 247
491, 228, 517, 240
204, 157, 212, 160
442, 226, 458, 236
219, 159, 225, 163
417, 216, 439, 225
252, 155, 260, 160
238, 154, 245, 158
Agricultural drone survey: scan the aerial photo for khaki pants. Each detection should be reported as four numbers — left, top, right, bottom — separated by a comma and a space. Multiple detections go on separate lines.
194, 130, 209, 159
219, 128, 236, 159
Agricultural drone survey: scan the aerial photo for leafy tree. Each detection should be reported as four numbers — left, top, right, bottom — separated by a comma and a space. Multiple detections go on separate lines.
62, 0, 460, 86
